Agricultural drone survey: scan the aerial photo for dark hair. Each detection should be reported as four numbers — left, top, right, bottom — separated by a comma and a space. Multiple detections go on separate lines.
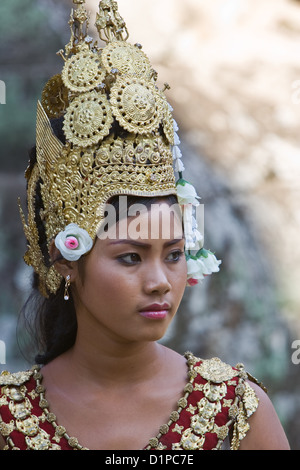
19, 117, 77, 365
20, 119, 178, 366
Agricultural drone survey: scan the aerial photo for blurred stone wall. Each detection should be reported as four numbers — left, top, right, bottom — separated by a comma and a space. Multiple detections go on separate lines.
110, 0, 300, 327
0, 0, 299, 449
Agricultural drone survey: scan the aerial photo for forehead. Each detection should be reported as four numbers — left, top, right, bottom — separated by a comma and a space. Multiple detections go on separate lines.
98, 201, 183, 242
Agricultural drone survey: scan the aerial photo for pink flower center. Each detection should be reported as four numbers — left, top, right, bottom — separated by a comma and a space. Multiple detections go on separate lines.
65, 236, 79, 250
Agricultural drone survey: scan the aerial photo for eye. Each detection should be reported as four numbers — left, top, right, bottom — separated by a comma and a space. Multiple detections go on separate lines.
166, 250, 184, 262
117, 253, 141, 265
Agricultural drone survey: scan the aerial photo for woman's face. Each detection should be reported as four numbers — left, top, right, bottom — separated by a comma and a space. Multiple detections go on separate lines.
72, 201, 187, 346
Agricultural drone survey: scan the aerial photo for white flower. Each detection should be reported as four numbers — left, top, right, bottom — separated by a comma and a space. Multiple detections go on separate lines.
186, 257, 208, 282
176, 179, 200, 206
186, 250, 222, 286
200, 249, 222, 274
55, 223, 93, 261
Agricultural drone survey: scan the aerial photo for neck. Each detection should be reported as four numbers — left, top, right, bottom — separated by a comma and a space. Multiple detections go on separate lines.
56, 328, 166, 389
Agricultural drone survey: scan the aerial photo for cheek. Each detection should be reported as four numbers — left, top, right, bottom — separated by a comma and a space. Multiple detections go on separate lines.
82, 261, 137, 306
170, 261, 187, 296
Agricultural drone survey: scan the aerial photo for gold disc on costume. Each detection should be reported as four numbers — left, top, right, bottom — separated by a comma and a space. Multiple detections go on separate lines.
101, 41, 152, 79
63, 91, 113, 147
41, 74, 69, 119
62, 49, 106, 93
110, 77, 163, 134
195, 358, 239, 384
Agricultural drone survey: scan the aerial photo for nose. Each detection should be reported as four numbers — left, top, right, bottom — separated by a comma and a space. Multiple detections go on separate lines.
143, 261, 171, 295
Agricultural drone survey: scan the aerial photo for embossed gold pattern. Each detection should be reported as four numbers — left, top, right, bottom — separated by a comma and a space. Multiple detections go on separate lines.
0, 370, 33, 387
62, 48, 106, 93
145, 353, 260, 451
63, 91, 113, 147
110, 77, 165, 135
41, 74, 69, 119
101, 41, 152, 79
195, 357, 239, 383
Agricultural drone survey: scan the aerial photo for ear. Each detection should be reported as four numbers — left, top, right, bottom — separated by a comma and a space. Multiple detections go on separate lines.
49, 239, 79, 281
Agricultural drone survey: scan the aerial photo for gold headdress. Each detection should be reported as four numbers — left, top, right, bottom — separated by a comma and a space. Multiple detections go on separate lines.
20, 0, 220, 298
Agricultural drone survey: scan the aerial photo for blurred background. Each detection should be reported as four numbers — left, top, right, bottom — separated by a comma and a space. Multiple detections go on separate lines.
0, 0, 299, 449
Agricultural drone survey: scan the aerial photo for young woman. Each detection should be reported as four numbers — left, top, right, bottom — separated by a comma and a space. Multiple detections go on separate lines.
0, 0, 289, 451
0, 192, 290, 450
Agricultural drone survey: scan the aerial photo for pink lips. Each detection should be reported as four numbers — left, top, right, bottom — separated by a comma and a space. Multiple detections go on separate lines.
139, 303, 170, 320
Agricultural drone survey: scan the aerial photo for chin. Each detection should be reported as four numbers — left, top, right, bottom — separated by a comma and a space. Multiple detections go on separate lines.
140, 324, 171, 343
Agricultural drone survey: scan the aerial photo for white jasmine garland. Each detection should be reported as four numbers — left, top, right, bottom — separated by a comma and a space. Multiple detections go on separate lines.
173, 130, 180, 146
172, 122, 221, 286
176, 179, 203, 251
170, 115, 185, 173
174, 156, 185, 173
55, 223, 93, 261
182, 204, 203, 251
172, 140, 185, 173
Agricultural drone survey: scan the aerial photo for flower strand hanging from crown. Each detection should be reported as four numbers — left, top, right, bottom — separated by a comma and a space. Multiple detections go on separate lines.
170, 107, 221, 285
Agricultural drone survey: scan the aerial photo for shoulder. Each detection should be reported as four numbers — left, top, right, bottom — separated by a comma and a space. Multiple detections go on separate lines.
186, 353, 290, 450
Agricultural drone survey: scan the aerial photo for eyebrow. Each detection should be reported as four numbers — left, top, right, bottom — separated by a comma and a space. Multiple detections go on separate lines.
108, 238, 184, 248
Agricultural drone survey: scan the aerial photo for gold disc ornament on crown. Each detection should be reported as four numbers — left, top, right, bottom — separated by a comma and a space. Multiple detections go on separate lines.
62, 47, 106, 93
41, 74, 69, 120
110, 76, 165, 135
101, 41, 153, 79
63, 90, 113, 147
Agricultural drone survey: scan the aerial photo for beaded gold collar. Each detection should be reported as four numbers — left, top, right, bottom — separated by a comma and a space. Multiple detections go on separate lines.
0, 353, 260, 450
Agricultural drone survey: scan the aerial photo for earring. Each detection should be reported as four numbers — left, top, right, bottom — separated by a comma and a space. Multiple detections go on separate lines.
64, 275, 71, 301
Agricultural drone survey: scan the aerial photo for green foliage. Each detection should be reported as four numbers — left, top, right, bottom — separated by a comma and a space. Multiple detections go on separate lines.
0, 0, 69, 171
0, 0, 48, 45
0, 76, 43, 170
